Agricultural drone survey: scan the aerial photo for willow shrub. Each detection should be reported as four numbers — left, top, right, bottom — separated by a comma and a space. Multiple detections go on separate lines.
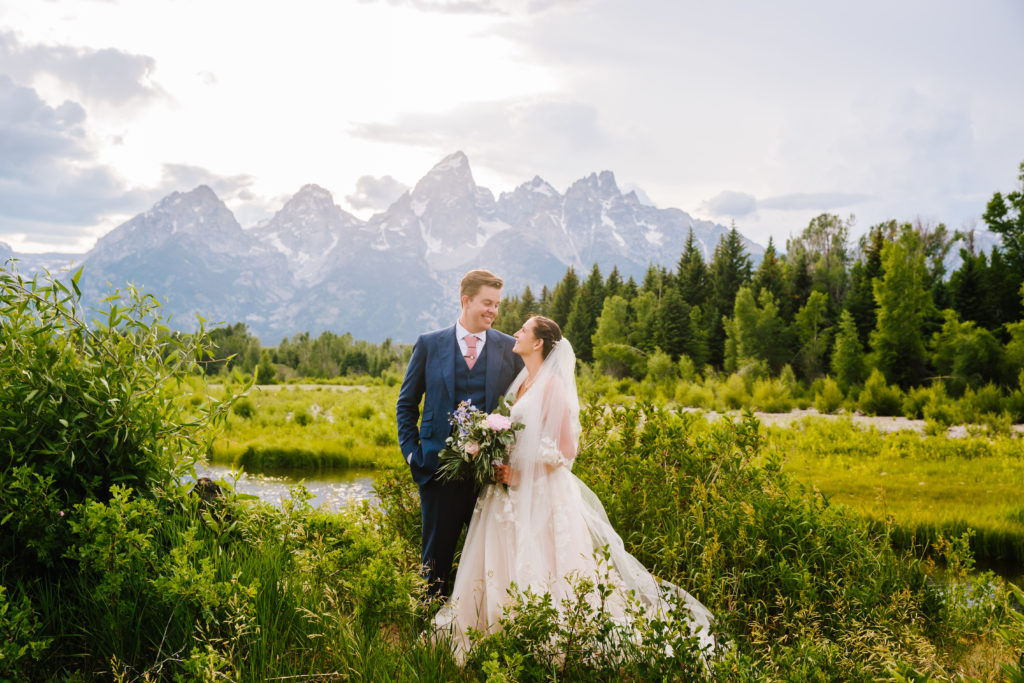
571, 404, 957, 680
0, 266, 234, 577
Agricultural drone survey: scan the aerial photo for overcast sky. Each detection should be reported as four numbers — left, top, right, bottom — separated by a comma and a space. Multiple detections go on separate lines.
1, 0, 1022, 254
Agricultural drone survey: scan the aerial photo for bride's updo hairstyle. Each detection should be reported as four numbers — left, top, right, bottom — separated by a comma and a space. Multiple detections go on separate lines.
530, 316, 562, 360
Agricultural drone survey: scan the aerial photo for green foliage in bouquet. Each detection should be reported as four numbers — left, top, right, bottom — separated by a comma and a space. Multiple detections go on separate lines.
435, 396, 523, 487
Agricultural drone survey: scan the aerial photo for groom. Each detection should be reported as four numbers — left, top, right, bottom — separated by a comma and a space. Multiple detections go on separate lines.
396, 269, 524, 600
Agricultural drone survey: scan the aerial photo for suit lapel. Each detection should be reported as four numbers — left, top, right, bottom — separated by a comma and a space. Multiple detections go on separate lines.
440, 326, 456, 402
485, 329, 502, 411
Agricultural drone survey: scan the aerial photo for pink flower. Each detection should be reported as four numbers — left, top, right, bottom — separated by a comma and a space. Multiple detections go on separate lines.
465, 442, 480, 458
485, 414, 512, 431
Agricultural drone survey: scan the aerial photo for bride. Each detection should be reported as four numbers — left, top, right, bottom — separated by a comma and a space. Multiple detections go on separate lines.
432, 315, 716, 660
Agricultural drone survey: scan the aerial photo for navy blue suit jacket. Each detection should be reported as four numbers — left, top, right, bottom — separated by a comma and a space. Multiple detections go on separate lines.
396, 325, 523, 486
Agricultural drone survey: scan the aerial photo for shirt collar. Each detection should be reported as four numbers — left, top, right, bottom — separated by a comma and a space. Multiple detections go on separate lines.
455, 321, 484, 342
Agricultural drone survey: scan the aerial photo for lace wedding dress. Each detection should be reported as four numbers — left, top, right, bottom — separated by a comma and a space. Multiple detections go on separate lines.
432, 340, 715, 660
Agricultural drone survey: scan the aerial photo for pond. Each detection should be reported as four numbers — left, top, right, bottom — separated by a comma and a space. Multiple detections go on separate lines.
193, 462, 377, 511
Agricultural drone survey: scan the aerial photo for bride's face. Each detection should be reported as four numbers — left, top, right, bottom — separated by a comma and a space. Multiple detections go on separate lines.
512, 319, 542, 357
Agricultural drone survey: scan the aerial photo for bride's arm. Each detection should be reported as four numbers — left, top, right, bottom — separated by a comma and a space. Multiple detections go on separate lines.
537, 380, 577, 471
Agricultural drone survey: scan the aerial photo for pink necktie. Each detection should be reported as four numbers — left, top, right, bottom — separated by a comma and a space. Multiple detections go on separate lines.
465, 335, 478, 370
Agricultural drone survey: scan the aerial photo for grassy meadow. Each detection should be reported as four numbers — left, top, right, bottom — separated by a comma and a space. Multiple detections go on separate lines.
198, 382, 400, 472
203, 381, 1024, 572
768, 418, 1024, 572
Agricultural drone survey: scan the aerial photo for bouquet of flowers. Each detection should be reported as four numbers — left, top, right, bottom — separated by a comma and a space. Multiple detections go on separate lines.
436, 397, 523, 488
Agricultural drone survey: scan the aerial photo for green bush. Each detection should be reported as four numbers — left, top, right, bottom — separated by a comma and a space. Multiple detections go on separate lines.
572, 405, 965, 679
0, 266, 233, 576
750, 377, 794, 412
858, 368, 904, 416
814, 377, 845, 414
959, 383, 1005, 423
675, 381, 715, 409
717, 373, 749, 410
233, 397, 256, 419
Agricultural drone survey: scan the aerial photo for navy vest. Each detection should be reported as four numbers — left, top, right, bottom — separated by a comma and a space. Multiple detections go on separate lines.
453, 335, 488, 412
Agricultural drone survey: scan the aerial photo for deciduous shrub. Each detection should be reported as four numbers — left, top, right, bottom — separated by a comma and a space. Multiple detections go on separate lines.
814, 377, 845, 414
858, 368, 904, 416
0, 266, 232, 576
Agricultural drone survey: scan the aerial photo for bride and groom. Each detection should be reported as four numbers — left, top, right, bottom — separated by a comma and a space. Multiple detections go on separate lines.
396, 269, 714, 659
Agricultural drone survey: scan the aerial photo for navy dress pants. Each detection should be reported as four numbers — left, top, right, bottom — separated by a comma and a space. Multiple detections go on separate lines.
418, 476, 478, 599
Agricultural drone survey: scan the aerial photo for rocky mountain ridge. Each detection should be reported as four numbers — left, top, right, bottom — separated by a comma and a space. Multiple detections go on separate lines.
6, 151, 768, 342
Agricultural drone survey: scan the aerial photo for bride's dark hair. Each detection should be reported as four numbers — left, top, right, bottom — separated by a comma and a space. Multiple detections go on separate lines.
530, 316, 562, 359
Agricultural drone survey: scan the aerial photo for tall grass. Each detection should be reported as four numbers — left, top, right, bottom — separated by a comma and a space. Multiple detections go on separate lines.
18, 483, 457, 681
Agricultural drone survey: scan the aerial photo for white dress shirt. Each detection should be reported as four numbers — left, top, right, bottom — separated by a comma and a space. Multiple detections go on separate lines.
455, 321, 487, 360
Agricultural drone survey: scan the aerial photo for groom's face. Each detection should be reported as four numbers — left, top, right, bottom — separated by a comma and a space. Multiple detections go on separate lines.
460, 285, 502, 333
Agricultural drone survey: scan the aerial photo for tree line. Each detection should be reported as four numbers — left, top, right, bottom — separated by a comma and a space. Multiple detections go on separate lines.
203, 324, 405, 382
493, 161, 1024, 399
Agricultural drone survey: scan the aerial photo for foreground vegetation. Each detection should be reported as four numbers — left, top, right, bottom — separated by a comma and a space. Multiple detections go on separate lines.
5, 268, 1024, 680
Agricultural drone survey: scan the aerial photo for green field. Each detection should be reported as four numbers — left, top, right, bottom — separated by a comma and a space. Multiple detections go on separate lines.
767, 417, 1024, 571
201, 383, 400, 471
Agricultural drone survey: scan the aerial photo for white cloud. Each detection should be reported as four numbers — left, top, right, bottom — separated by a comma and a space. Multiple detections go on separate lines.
701, 191, 757, 218
345, 175, 409, 211
0, 30, 161, 106
0, 76, 140, 227
352, 98, 611, 190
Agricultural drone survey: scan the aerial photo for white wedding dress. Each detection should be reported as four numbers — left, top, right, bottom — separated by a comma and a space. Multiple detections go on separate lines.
432, 340, 715, 661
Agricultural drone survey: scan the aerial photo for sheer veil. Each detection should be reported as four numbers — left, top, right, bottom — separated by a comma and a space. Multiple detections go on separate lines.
505, 337, 716, 651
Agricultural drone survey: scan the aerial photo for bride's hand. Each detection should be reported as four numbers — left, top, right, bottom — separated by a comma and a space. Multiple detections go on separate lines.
493, 464, 519, 486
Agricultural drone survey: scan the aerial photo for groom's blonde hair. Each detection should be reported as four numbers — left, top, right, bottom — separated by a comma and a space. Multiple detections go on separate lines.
460, 269, 504, 300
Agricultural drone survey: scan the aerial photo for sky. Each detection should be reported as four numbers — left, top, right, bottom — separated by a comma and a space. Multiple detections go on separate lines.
1, 0, 1022, 254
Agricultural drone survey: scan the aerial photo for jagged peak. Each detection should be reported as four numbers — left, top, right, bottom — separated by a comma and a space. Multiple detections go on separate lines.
419, 151, 474, 184
567, 170, 621, 197
294, 183, 334, 199
154, 184, 222, 212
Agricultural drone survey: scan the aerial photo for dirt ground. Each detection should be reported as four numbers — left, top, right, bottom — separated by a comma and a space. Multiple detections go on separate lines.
688, 407, 1024, 437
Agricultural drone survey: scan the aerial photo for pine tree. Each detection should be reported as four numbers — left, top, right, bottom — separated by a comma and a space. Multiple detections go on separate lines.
831, 309, 866, 391
676, 229, 709, 308
753, 236, 785, 307
604, 266, 624, 299
565, 264, 605, 362
548, 267, 580, 330
656, 287, 692, 360
845, 223, 888, 344
949, 249, 994, 330
538, 285, 552, 316
640, 264, 668, 299
629, 290, 659, 353
781, 248, 812, 323
982, 160, 1024, 315
708, 225, 753, 366
519, 286, 537, 320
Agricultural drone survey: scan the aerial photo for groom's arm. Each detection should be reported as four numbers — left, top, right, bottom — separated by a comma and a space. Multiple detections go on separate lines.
396, 335, 427, 465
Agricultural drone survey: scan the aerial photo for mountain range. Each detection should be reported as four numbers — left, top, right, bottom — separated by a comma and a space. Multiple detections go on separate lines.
6, 151, 766, 342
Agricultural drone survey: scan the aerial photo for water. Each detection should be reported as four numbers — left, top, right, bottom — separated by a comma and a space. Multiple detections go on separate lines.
192, 462, 377, 511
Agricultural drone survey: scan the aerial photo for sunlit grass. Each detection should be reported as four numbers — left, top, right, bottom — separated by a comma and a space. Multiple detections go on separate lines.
770, 417, 1024, 569
199, 384, 401, 472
